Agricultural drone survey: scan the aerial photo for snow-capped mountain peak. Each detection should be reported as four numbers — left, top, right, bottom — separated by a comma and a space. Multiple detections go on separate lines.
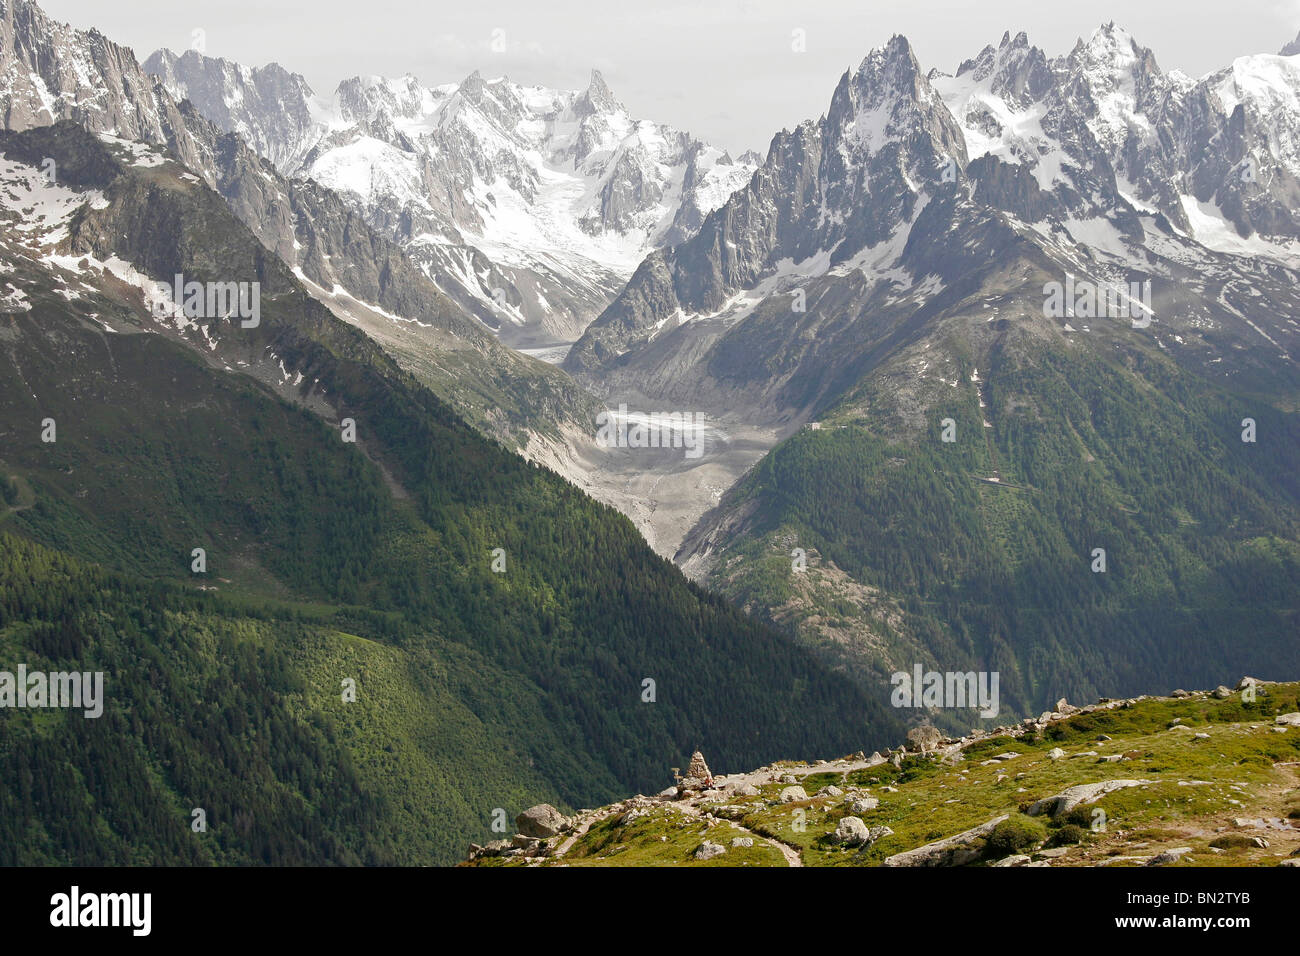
141, 47, 756, 345
333, 72, 432, 124
565, 21, 1300, 399
945, 30, 1052, 109
144, 47, 324, 170
827, 35, 950, 157
1070, 21, 1148, 71
931, 21, 1300, 256
575, 69, 624, 117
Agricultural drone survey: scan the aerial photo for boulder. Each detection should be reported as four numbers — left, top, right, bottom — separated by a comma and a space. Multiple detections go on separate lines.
1212, 685, 1233, 699
1275, 713, 1300, 727
849, 797, 880, 813
992, 854, 1030, 867
694, 841, 726, 861
1048, 748, 1066, 761
735, 784, 761, 797
866, 825, 894, 845
817, 785, 844, 797
883, 815, 1009, 867
833, 816, 870, 846
1145, 847, 1192, 866
1026, 780, 1149, 819
779, 786, 809, 804
516, 804, 566, 838
731, 837, 753, 848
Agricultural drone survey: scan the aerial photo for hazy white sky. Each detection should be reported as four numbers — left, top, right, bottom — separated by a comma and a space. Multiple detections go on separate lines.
37, 0, 1300, 154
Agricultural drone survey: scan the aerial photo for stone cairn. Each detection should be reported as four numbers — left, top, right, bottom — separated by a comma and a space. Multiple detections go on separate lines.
680, 750, 713, 790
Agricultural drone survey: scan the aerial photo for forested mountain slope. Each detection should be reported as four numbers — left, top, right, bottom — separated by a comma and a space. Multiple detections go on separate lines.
679, 316, 1300, 722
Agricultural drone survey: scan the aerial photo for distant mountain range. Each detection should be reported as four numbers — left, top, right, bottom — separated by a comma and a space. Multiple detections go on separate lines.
0, 0, 600, 452
144, 49, 757, 348
567, 24, 1300, 399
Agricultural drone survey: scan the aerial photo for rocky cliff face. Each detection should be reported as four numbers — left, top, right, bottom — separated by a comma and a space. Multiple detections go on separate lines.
563, 35, 967, 377
144, 48, 323, 172
0, 0, 212, 172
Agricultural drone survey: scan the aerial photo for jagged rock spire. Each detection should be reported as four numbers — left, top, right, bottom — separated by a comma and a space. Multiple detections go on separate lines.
576, 68, 624, 116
